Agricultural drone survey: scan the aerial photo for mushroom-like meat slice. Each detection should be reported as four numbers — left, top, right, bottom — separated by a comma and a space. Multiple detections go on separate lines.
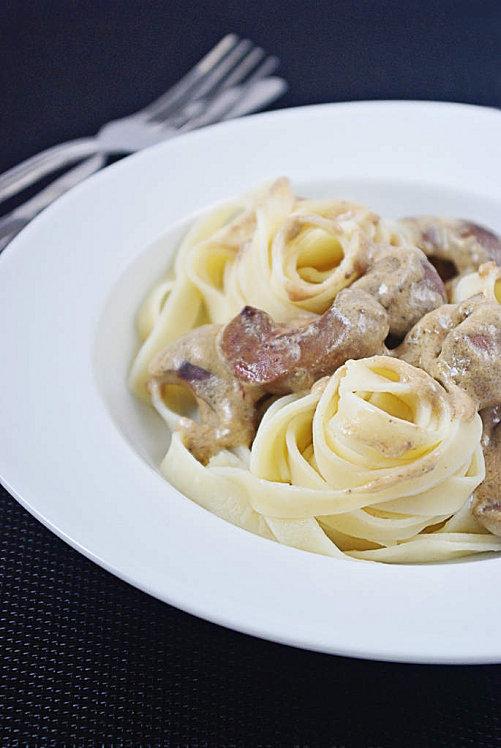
148, 324, 261, 464
472, 406, 501, 536
149, 290, 389, 461
351, 245, 446, 338
397, 298, 501, 410
399, 301, 501, 536
398, 216, 501, 279
220, 288, 389, 393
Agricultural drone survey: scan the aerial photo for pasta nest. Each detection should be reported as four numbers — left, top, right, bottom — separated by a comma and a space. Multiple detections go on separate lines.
162, 356, 501, 562
130, 178, 400, 397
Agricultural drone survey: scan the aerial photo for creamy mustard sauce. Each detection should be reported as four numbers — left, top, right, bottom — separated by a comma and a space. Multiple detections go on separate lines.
147, 211, 501, 535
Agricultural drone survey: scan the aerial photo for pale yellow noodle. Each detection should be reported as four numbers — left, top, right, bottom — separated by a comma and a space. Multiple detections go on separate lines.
132, 180, 501, 564
160, 356, 501, 563
129, 202, 239, 399
451, 261, 501, 304
130, 178, 388, 399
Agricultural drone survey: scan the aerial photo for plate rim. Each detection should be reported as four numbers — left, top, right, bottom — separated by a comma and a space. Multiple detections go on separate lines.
2, 99, 501, 665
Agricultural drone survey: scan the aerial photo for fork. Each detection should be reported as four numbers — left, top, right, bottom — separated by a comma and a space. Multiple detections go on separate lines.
0, 75, 285, 251
0, 34, 283, 204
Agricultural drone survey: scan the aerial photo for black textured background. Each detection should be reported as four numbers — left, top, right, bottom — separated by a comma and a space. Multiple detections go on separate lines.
1, 1, 501, 744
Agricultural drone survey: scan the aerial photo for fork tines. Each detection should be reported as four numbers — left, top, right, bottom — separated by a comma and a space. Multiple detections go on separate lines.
144, 34, 280, 122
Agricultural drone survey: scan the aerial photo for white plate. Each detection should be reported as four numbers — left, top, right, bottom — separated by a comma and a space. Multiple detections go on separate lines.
1, 101, 500, 664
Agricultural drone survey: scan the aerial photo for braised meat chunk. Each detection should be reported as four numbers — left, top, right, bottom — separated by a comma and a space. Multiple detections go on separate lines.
398, 299, 501, 536
398, 216, 501, 279
472, 406, 501, 536
149, 289, 390, 461
397, 298, 501, 410
351, 246, 446, 337
221, 289, 389, 392
149, 324, 260, 464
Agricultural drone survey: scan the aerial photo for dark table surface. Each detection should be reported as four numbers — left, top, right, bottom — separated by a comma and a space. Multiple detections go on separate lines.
1, 1, 501, 744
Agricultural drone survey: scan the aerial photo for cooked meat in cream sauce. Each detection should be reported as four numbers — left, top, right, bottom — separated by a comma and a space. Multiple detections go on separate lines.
397, 298, 501, 410
221, 289, 388, 392
148, 241, 445, 461
398, 298, 501, 534
472, 406, 501, 535
351, 245, 445, 337
147, 211, 501, 535
149, 325, 260, 464
398, 217, 501, 278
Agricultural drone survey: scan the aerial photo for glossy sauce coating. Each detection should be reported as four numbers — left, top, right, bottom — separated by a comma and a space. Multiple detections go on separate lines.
472, 406, 501, 535
146, 209, 501, 536
399, 217, 501, 276
220, 289, 388, 392
397, 299, 501, 410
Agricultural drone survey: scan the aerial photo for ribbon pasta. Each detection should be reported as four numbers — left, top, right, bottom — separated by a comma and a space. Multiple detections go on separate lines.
130, 179, 501, 564
130, 178, 387, 398
451, 261, 501, 304
161, 356, 501, 563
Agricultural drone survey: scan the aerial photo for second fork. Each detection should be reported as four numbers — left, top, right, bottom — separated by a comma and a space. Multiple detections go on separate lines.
0, 35, 282, 205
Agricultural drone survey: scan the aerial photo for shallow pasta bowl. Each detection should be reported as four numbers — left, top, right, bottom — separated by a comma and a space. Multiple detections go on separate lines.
1, 101, 500, 664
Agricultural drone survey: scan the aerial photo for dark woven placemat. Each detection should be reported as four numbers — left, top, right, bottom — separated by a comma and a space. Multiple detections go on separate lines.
1, 486, 500, 745
2, 0, 501, 743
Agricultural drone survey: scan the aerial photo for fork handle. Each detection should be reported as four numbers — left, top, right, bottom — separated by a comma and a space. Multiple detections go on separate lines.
0, 215, 26, 244
0, 154, 106, 252
0, 137, 102, 205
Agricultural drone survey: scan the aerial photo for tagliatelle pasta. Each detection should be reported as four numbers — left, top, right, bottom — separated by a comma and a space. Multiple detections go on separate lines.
451, 261, 501, 304
129, 202, 239, 398
130, 178, 392, 397
187, 178, 383, 321
130, 178, 501, 564
161, 356, 501, 563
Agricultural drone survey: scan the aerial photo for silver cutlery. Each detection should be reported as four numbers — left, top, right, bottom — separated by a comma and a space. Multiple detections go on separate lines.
0, 75, 285, 250
0, 33, 286, 243
0, 155, 106, 248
